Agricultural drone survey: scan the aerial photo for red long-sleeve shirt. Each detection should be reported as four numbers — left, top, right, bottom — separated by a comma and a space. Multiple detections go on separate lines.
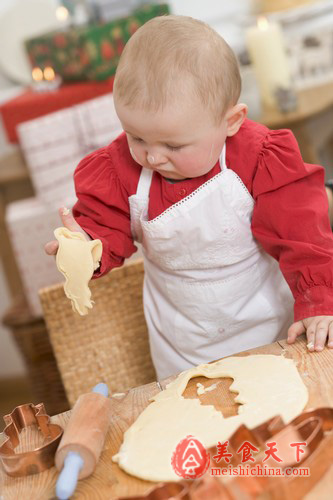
72, 118, 333, 322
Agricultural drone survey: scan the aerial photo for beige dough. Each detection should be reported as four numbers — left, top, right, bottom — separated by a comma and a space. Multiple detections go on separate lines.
196, 382, 218, 395
55, 227, 102, 315
112, 354, 308, 482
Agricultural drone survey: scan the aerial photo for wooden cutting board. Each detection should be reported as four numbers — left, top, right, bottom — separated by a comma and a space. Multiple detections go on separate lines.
1, 336, 333, 499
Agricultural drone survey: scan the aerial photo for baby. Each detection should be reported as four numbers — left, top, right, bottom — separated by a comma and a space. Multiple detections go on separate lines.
46, 15, 333, 380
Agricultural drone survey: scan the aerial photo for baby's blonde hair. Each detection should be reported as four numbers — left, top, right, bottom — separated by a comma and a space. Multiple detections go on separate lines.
113, 15, 241, 124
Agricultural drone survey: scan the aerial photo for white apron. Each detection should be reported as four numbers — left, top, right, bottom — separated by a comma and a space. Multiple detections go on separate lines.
129, 146, 294, 380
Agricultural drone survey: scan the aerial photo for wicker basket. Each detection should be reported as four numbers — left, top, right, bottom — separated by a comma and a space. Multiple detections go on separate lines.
39, 259, 156, 406
2, 297, 69, 416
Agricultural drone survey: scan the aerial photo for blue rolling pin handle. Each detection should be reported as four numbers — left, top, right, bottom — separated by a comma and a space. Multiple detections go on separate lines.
56, 383, 109, 499
92, 382, 109, 397
56, 451, 84, 500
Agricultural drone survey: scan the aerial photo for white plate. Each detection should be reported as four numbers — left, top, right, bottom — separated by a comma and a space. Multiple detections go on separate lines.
0, 0, 66, 85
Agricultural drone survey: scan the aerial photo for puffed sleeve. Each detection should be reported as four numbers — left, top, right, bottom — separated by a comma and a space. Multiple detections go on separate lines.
72, 146, 137, 277
251, 128, 333, 321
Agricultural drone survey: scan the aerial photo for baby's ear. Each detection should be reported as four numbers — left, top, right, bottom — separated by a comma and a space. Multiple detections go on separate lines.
225, 103, 248, 137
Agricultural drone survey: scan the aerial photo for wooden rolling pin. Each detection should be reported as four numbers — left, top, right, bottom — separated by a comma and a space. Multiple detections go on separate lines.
55, 383, 112, 499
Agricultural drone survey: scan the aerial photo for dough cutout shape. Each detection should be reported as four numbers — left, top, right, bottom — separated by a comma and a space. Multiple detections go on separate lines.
196, 382, 218, 395
112, 354, 308, 482
55, 227, 102, 315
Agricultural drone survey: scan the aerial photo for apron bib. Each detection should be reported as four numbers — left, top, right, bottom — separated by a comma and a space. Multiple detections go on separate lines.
129, 146, 294, 379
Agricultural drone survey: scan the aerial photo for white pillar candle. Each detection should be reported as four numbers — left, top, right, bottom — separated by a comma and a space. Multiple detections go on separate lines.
246, 17, 291, 108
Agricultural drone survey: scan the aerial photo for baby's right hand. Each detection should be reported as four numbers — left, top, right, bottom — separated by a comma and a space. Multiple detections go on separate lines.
44, 207, 90, 256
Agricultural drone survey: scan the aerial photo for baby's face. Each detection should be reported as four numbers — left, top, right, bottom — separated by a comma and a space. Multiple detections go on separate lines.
115, 99, 228, 180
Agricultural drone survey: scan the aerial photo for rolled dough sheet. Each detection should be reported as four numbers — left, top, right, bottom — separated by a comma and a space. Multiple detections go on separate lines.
55, 227, 102, 315
112, 354, 308, 482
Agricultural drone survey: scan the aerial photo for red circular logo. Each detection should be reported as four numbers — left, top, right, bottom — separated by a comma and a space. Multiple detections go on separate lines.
171, 435, 210, 479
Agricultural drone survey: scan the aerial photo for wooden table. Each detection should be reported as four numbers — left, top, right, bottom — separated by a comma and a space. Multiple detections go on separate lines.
1, 336, 332, 499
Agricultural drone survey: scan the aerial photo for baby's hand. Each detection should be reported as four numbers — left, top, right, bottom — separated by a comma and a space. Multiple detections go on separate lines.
44, 207, 89, 256
287, 316, 333, 352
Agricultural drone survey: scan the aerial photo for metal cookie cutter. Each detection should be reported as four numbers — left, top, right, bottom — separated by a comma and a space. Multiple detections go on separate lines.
0, 402, 63, 477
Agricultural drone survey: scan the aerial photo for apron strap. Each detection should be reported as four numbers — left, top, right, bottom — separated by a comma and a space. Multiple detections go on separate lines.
136, 167, 153, 198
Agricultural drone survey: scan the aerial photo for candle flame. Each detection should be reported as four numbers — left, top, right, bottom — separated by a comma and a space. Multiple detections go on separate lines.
32, 67, 43, 82
44, 66, 55, 81
56, 6, 69, 22
257, 16, 269, 30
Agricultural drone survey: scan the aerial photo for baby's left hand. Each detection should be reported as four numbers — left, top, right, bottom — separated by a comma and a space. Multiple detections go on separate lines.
288, 316, 333, 351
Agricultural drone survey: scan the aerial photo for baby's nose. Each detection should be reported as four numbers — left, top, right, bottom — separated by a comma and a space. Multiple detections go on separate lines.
147, 150, 167, 166
147, 154, 155, 165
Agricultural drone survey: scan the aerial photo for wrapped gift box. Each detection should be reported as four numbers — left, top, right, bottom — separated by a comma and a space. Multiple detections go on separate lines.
17, 93, 122, 208
74, 92, 123, 150
25, 3, 169, 82
8, 91, 130, 317
8, 93, 140, 317
0, 79, 115, 143
5, 198, 71, 316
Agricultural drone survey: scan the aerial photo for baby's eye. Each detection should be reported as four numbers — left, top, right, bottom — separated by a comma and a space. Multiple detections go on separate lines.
132, 136, 144, 143
166, 144, 183, 152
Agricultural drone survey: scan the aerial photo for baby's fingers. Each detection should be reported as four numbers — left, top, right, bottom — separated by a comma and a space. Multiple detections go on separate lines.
287, 321, 305, 344
311, 321, 330, 352
59, 207, 89, 240
328, 323, 333, 349
44, 240, 59, 255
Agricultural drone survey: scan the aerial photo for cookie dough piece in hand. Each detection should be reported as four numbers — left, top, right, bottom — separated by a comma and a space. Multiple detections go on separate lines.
55, 227, 102, 315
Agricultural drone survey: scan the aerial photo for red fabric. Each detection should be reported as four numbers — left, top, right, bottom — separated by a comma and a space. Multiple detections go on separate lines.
0, 78, 114, 142
72, 119, 333, 322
